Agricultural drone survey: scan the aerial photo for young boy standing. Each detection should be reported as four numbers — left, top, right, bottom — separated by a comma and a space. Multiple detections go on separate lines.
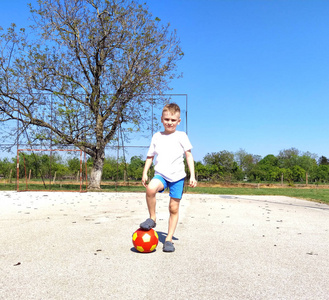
140, 103, 197, 252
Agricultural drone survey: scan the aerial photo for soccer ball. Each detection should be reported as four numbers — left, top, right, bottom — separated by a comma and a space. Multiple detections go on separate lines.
132, 228, 159, 253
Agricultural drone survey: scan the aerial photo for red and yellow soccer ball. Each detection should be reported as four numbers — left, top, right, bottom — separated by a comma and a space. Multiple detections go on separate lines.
132, 228, 159, 253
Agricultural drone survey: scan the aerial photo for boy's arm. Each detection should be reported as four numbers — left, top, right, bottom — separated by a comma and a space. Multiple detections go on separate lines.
142, 156, 154, 187
185, 150, 197, 188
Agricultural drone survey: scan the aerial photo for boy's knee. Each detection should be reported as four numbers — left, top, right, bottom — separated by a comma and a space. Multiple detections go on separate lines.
146, 184, 160, 197
146, 178, 164, 196
169, 198, 180, 214
146, 186, 156, 196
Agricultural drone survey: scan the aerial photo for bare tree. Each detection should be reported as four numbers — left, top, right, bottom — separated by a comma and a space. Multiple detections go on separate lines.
0, 0, 183, 189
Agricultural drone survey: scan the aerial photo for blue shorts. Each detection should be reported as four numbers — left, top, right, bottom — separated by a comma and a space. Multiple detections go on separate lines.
153, 175, 185, 200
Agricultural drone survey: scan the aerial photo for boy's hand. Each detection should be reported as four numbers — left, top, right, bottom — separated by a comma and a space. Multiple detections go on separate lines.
189, 177, 197, 188
142, 174, 148, 187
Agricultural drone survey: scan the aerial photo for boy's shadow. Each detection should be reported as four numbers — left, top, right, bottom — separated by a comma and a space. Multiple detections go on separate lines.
130, 231, 178, 253
156, 231, 178, 244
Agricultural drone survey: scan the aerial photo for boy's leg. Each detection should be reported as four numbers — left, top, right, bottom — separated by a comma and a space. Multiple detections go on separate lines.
166, 197, 180, 242
165, 177, 184, 242
141, 178, 164, 228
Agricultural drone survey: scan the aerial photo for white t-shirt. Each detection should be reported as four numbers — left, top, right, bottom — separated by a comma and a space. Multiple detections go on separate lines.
147, 131, 193, 182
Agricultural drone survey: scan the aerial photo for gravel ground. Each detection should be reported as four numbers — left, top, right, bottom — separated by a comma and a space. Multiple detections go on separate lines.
0, 191, 328, 300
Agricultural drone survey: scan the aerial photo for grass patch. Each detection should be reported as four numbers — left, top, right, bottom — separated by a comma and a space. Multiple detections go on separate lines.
189, 187, 329, 204
1, 183, 88, 192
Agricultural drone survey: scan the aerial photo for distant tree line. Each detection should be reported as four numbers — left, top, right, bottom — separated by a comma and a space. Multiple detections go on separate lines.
1, 147, 329, 184
0, 153, 83, 182
196, 148, 329, 184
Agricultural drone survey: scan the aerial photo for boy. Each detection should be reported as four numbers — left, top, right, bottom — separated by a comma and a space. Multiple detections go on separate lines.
140, 103, 197, 252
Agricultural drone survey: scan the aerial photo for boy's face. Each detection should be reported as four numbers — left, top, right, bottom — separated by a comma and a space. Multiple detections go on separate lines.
161, 110, 181, 134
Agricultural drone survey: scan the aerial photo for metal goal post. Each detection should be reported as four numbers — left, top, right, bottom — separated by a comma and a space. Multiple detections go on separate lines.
17, 148, 87, 192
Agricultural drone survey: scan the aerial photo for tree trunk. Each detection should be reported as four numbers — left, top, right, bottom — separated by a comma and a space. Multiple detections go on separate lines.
88, 149, 105, 190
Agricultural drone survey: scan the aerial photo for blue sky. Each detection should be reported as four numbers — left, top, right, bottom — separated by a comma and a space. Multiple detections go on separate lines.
146, 0, 329, 162
2, 0, 329, 162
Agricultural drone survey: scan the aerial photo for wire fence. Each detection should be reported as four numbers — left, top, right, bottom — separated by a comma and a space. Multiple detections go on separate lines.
0, 94, 188, 190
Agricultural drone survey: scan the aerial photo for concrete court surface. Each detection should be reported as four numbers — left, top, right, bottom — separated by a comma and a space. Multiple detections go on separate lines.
0, 191, 328, 300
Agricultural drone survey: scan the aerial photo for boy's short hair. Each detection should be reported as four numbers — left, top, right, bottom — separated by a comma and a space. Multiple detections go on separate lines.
162, 103, 181, 115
